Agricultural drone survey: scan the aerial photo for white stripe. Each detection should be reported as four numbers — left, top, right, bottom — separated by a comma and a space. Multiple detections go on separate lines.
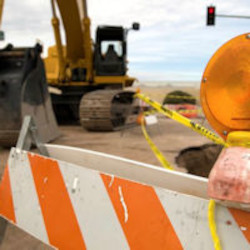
59, 161, 129, 250
8, 148, 49, 244
46, 144, 208, 199
155, 187, 249, 250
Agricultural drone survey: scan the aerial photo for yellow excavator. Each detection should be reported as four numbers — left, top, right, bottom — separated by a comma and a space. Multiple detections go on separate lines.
45, 0, 140, 130
0, 0, 140, 146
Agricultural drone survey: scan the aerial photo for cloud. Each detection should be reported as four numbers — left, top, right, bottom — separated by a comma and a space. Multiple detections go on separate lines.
1, 0, 250, 81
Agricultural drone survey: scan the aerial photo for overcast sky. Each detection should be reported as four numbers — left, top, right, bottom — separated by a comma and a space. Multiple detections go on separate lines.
2, 0, 250, 82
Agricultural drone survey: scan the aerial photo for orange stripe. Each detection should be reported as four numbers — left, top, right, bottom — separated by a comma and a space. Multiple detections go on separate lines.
229, 208, 250, 243
101, 174, 183, 250
0, 166, 16, 223
28, 154, 86, 250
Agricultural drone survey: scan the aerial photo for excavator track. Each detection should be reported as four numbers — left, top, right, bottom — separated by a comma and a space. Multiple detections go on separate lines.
79, 89, 140, 131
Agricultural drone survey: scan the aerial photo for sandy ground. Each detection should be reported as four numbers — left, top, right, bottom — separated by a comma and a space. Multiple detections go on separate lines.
0, 85, 212, 180
0, 118, 211, 180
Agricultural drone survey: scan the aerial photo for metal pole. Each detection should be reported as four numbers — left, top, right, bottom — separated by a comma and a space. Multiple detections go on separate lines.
216, 14, 250, 19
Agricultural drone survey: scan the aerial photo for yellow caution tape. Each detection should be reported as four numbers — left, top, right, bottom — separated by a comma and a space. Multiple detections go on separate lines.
208, 200, 222, 250
141, 116, 174, 170
135, 93, 229, 147
144, 108, 202, 116
144, 108, 202, 117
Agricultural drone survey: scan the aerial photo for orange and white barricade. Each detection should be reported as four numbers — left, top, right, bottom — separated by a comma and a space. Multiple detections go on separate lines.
0, 145, 249, 249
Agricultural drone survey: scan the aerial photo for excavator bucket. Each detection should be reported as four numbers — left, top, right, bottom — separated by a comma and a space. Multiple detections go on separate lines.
0, 44, 59, 146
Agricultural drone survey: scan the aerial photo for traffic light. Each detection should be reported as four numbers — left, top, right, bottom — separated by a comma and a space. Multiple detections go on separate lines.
207, 6, 216, 25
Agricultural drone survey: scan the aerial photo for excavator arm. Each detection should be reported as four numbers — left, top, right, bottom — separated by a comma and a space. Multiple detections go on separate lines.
0, 0, 4, 27
0, 0, 5, 40
53, 0, 85, 61
50, 0, 93, 81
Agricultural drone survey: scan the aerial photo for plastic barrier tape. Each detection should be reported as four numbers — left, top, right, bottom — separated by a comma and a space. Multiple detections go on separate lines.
147, 108, 202, 115
141, 117, 174, 170
135, 93, 228, 147
208, 200, 222, 250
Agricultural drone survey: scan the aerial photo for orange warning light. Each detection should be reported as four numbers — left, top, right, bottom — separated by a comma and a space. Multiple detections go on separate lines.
200, 33, 250, 139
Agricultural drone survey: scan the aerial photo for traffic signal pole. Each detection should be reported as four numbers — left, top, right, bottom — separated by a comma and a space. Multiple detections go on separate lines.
216, 14, 250, 19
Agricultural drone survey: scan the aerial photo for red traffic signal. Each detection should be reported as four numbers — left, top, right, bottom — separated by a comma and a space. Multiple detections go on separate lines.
207, 6, 216, 25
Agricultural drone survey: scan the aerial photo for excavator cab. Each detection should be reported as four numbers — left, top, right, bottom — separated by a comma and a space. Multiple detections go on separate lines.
94, 26, 127, 76
94, 23, 140, 76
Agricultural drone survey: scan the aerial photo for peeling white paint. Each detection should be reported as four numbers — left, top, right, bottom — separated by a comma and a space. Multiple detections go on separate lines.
43, 177, 48, 184
15, 148, 21, 154
109, 175, 115, 188
240, 226, 247, 231
118, 186, 128, 223
72, 177, 79, 193
29, 152, 35, 157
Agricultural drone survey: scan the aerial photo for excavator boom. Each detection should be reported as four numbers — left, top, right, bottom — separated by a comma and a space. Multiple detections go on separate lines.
0, 0, 4, 27
54, 0, 85, 62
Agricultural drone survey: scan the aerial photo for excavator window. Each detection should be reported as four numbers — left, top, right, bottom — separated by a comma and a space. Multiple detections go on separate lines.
104, 45, 119, 61
94, 26, 126, 76
101, 41, 122, 57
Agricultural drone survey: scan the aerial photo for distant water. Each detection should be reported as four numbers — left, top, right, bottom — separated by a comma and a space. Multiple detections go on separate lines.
134, 81, 200, 88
